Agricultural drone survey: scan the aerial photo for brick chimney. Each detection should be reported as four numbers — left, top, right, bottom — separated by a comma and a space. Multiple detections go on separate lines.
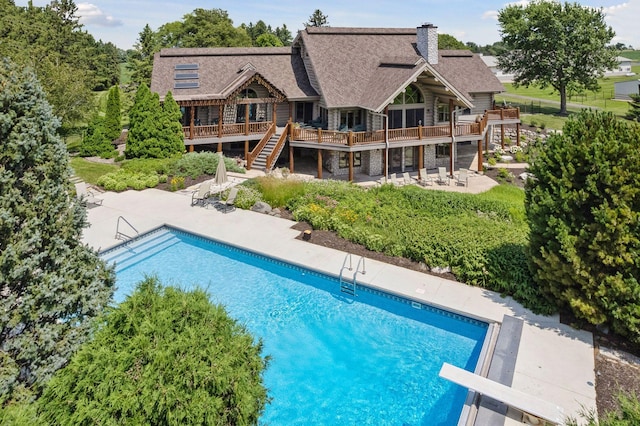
417, 23, 438, 65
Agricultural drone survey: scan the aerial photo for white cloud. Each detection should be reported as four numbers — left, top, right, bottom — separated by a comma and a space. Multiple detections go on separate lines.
77, 3, 122, 27
602, 1, 639, 48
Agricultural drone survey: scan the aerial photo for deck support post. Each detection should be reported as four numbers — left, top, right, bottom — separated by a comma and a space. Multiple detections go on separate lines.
245, 104, 250, 135
217, 143, 222, 153
449, 100, 455, 177
500, 123, 505, 149
189, 106, 195, 140
218, 105, 223, 138
477, 139, 483, 172
244, 141, 249, 164
289, 144, 295, 173
418, 145, 424, 170
516, 122, 521, 146
317, 150, 323, 179
189, 144, 194, 152
348, 152, 354, 182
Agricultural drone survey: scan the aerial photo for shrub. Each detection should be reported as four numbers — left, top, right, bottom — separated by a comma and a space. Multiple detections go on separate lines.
255, 176, 306, 207
169, 152, 245, 179
96, 169, 160, 192
527, 110, 640, 341
514, 150, 526, 163
169, 176, 185, 191
488, 157, 497, 166
38, 278, 268, 425
234, 185, 263, 210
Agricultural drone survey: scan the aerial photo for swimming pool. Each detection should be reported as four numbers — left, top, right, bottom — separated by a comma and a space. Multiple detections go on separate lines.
101, 226, 489, 425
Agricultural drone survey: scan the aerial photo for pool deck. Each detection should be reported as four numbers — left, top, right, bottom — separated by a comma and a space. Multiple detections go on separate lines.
83, 183, 596, 425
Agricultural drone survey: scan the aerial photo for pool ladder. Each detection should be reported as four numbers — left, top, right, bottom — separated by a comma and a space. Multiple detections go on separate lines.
115, 216, 139, 241
339, 253, 366, 296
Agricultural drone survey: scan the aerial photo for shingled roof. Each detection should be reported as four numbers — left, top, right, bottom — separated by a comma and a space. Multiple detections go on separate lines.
295, 27, 503, 111
151, 47, 318, 102
150, 26, 503, 111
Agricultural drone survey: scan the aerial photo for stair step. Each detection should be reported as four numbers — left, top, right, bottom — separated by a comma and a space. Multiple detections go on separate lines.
102, 229, 180, 271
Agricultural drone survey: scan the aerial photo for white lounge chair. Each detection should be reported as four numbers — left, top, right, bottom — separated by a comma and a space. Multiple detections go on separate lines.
74, 182, 103, 206
402, 172, 413, 185
191, 181, 211, 206
436, 167, 450, 185
222, 187, 238, 213
456, 168, 469, 187
417, 168, 433, 186
390, 173, 403, 186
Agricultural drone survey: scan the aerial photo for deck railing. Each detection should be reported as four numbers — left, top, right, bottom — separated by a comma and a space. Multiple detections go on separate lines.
181, 108, 519, 145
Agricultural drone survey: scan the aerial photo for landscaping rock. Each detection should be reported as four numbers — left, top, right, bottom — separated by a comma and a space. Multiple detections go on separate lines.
251, 201, 272, 214
519, 172, 532, 181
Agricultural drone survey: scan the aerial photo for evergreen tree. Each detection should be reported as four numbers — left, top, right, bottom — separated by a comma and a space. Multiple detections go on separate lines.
103, 85, 122, 141
128, 24, 157, 88
0, 60, 115, 404
161, 91, 185, 156
305, 9, 329, 27
79, 114, 115, 158
526, 110, 640, 342
39, 278, 269, 425
125, 84, 184, 159
627, 93, 640, 122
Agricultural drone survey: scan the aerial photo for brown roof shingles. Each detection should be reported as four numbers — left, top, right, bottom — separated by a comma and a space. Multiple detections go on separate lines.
151, 47, 317, 101
150, 27, 503, 110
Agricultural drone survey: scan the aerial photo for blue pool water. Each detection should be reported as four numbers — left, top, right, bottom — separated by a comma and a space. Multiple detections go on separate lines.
102, 227, 488, 425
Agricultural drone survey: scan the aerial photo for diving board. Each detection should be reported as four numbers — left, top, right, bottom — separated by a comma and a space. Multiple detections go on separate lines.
439, 363, 565, 425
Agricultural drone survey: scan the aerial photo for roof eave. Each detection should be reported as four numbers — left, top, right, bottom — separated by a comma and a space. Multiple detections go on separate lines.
370, 62, 430, 113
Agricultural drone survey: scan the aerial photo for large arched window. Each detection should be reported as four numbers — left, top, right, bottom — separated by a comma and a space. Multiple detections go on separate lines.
389, 85, 425, 129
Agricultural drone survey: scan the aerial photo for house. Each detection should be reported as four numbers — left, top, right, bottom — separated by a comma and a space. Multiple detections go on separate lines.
615, 79, 640, 100
479, 55, 515, 82
151, 24, 520, 179
482, 55, 635, 81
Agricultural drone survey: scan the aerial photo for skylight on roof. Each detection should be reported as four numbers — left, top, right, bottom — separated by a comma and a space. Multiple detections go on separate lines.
175, 63, 199, 70
174, 72, 199, 80
174, 82, 199, 89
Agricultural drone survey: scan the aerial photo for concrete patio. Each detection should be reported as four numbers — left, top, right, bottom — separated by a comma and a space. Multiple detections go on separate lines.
83, 185, 596, 425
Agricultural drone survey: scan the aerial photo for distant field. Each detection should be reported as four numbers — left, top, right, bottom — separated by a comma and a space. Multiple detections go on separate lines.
620, 50, 640, 62
120, 62, 132, 85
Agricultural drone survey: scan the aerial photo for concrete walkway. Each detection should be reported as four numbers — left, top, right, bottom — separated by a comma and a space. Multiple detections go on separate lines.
83, 188, 596, 425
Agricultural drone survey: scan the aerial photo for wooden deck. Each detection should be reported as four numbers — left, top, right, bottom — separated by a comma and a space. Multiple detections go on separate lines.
181, 108, 520, 149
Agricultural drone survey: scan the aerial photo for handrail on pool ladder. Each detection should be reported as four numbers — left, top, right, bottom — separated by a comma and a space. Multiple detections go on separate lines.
115, 216, 139, 241
339, 254, 366, 296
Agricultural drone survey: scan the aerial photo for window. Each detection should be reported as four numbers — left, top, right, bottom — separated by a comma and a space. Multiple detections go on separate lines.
436, 144, 450, 158
339, 152, 361, 168
392, 85, 424, 105
437, 104, 450, 123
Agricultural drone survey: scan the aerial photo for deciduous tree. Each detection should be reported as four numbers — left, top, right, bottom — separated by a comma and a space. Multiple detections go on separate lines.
526, 110, 640, 342
39, 278, 269, 425
498, 1, 617, 115
0, 60, 114, 405
438, 34, 467, 50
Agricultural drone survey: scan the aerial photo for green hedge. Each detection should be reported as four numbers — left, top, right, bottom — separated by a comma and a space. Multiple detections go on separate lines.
270, 180, 552, 313
97, 169, 160, 191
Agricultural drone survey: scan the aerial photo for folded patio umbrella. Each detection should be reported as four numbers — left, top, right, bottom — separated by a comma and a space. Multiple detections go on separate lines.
214, 155, 228, 186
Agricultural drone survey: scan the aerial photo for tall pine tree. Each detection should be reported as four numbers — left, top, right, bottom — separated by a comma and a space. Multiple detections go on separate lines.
103, 85, 122, 141
0, 60, 115, 404
125, 84, 184, 159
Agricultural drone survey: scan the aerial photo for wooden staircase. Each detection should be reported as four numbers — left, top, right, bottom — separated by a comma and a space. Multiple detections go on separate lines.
251, 133, 281, 171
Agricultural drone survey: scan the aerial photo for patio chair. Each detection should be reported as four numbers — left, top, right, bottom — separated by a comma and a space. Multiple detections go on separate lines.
402, 172, 413, 185
390, 173, 403, 186
417, 168, 434, 186
74, 182, 103, 206
191, 181, 211, 207
436, 167, 451, 185
456, 168, 469, 187
222, 187, 238, 213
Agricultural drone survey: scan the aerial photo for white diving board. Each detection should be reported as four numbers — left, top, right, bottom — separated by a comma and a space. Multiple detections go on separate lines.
439, 363, 565, 425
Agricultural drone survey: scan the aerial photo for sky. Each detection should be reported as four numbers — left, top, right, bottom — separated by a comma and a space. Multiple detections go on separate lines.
13, 0, 640, 50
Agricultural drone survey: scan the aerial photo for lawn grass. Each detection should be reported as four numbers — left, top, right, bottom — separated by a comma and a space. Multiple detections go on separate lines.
495, 65, 640, 120
70, 157, 119, 184
119, 62, 132, 85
